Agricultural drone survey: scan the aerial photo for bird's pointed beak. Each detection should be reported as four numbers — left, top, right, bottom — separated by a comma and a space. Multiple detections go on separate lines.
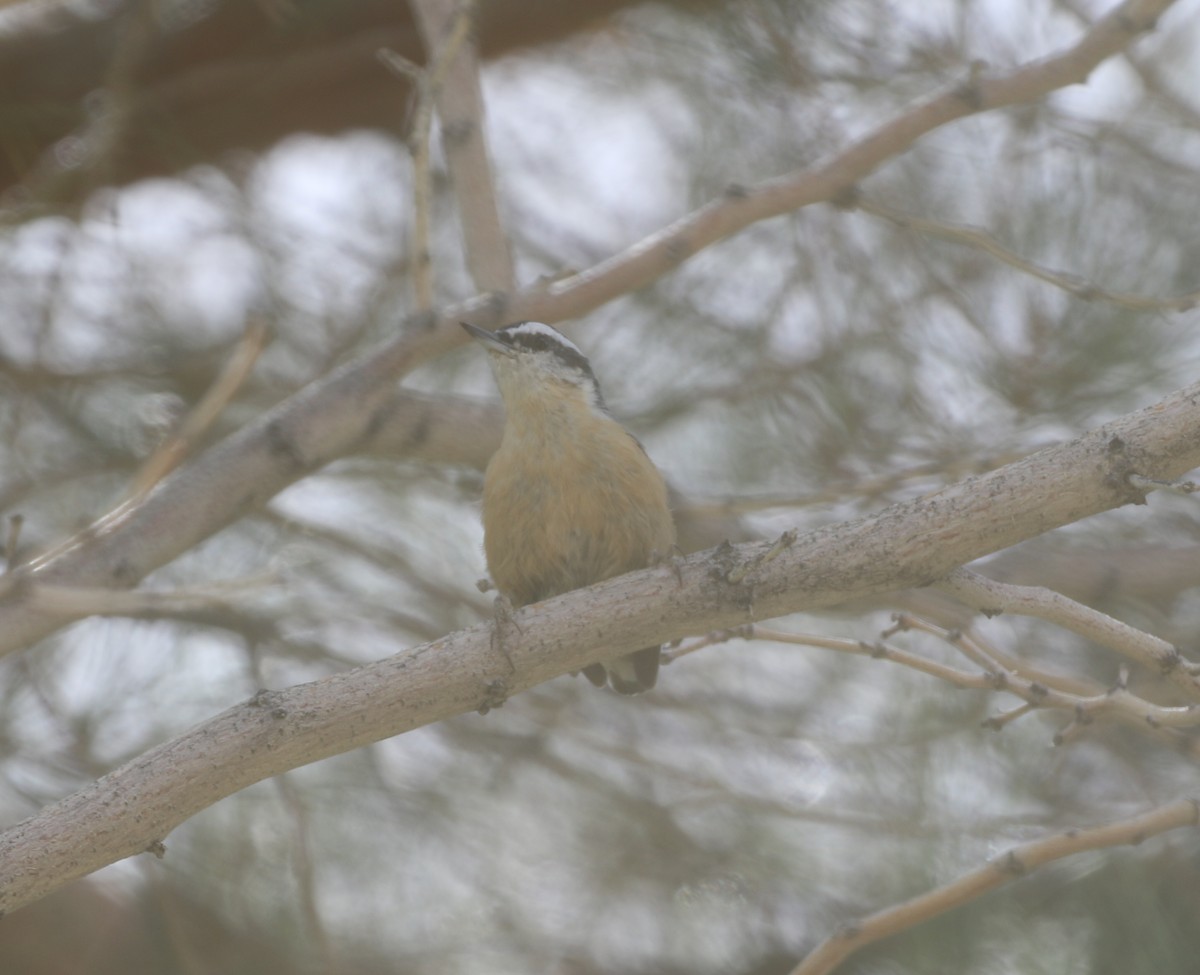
460, 322, 513, 356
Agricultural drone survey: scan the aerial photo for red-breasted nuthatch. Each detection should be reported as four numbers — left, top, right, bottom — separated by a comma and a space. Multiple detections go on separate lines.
462, 320, 676, 694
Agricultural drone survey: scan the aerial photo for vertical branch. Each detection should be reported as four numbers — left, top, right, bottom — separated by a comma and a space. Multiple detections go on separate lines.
381, 8, 471, 311
411, 0, 516, 295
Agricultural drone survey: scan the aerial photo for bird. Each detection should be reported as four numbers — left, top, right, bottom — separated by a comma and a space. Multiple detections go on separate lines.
461, 320, 676, 694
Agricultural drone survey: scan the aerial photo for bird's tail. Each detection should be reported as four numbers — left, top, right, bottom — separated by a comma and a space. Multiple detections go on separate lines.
585, 646, 660, 695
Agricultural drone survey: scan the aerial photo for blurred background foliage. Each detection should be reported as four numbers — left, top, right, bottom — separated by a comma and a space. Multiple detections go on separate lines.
2, 0, 1200, 972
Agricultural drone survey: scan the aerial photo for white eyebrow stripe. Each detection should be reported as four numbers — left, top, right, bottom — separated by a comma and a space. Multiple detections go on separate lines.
502, 321, 585, 357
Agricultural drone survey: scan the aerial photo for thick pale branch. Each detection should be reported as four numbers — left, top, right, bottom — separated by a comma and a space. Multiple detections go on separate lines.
2, 378, 1200, 913
359, 388, 502, 467
0, 0, 1174, 658
1, 338, 443, 653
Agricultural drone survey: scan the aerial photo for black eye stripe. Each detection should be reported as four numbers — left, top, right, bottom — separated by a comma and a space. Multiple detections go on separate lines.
499, 326, 595, 378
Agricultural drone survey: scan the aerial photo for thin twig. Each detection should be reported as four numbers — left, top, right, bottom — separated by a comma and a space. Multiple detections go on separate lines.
755, 621, 1200, 740
857, 198, 1200, 312
894, 614, 1095, 697
127, 318, 270, 500
938, 568, 1200, 702
26, 575, 277, 618
750, 624, 989, 688
411, 0, 515, 294
901, 616, 1200, 734
4, 514, 24, 573
1128, 473, 1198, 496
382, 4, 472, 311
789, 799, 1200, 975
663, 624, 755, 662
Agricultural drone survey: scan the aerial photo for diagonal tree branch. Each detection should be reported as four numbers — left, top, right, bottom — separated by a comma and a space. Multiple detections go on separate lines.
856, 197, 1200, 312
938, 568, 1200, 698
0, 0, 1177, 659
788, 798, 1200, 975
2, 374, 1199, 914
